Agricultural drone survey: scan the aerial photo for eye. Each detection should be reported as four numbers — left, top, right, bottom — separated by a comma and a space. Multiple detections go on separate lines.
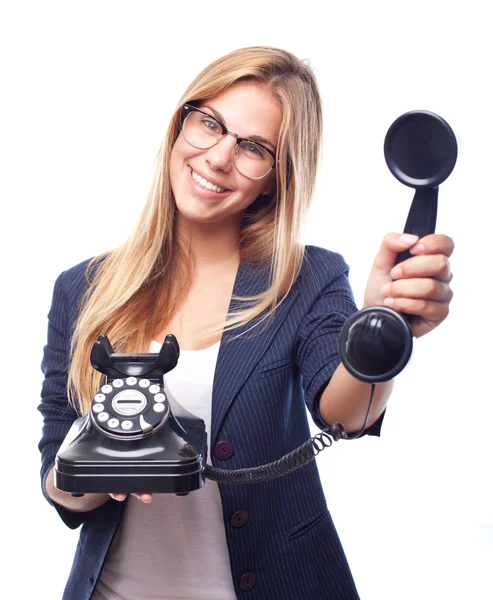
240, 141, 267, 159
200, 117, 222, 134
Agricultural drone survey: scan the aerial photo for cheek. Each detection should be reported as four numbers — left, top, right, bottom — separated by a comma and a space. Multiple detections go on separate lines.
171, 134, 203, 167
247, 185, 265, 203
170, 137, 197, 190
169, 140, 181, 174
241, 181, 268, 206
238, 172, 269, 200
170, 136, 187, 167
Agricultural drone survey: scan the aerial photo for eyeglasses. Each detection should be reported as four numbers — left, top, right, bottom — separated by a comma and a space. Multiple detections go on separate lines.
180, 104, 277, 180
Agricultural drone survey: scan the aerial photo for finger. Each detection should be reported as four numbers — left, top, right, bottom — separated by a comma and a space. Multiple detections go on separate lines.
382, 278, 453, 303
109, 493, 127, 502
390, 255, 452, 282
382, 297, 451, 322
131, 493, 153, 503
371, 233, 421, 275
410, 233, 455, 258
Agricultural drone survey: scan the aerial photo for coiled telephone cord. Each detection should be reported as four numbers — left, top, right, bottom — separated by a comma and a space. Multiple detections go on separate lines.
206, 384, 376, 484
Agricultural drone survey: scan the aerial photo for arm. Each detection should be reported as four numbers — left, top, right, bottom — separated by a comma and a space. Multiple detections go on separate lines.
319, 365, 393, 434
38, 269, 114, 526
38, 268, 155, 519
319, 232, 454, 434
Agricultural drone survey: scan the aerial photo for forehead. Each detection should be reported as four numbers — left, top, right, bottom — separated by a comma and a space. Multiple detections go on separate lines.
200, 82, 282, 144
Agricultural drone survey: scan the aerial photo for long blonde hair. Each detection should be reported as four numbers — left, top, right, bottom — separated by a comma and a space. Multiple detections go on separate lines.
68, 46, 323, 414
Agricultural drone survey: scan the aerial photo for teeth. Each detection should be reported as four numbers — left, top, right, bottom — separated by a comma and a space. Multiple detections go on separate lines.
192, 170, 224, 193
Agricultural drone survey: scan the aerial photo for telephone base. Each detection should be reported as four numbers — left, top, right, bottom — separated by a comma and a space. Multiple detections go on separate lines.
54, 410, 207, 495
55, 458, 206, 495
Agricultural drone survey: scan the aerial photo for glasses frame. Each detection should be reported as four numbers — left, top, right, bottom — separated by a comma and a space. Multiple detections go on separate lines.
180, 104, 277, 180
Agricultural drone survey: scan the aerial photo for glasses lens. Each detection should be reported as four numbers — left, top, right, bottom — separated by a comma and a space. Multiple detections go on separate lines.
182, 110, 222, 149
235, 140, 274, 179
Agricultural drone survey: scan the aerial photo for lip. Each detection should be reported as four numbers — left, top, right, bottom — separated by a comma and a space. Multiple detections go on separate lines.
187, 166, 232, 199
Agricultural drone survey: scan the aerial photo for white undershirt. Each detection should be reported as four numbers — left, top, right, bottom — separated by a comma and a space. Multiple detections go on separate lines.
92, 341, 237, 600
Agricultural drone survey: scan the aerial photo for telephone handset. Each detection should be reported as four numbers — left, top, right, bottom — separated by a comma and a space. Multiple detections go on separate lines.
338, 110, 457, 383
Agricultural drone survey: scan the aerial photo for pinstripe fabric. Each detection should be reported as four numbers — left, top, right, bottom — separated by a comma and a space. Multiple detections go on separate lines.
38, 245, 384, 600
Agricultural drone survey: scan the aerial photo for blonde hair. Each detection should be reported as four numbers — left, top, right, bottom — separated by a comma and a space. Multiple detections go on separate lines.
68, 46, 323, 414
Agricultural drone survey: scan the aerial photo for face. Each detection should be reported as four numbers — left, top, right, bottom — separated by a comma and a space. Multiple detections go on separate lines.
169, 81, 281, 228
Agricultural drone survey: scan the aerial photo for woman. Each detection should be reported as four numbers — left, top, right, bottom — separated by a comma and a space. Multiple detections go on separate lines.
38, 46, 454, 600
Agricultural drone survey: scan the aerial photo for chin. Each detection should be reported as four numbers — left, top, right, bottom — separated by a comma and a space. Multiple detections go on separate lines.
174, 190, 245, 228
175, 202, 229, 226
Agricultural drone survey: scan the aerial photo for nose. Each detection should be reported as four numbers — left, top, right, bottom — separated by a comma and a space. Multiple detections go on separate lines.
205, 133, 237, 173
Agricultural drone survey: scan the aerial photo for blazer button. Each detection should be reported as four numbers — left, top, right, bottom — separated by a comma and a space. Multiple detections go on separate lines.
214, 441, 234, 460
231, 510, 248, 528
239, 572, 256, 591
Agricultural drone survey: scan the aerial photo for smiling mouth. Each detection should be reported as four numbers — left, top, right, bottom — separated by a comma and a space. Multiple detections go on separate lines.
190, 168, 229, 193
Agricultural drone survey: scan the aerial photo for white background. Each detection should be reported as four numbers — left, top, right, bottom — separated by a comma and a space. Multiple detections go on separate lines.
1, 1, 491, 598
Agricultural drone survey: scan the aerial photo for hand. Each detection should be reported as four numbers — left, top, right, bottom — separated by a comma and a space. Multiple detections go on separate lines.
363, 232, 454, 338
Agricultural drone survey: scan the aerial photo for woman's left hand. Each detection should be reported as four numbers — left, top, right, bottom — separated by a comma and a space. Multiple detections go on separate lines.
363, 232, 455, 339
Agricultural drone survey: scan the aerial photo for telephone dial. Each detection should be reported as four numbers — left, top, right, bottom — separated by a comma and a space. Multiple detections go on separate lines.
54, 110, 457, 497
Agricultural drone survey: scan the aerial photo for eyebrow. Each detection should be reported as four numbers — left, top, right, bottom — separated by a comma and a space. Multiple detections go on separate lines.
202, 104, 277, 150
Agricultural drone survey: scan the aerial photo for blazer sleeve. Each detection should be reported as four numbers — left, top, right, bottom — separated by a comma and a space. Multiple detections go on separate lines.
37, 271, 95, 529
295, 249, 385, 437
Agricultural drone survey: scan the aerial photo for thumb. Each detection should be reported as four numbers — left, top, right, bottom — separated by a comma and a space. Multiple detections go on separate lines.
371, 233, 420, 275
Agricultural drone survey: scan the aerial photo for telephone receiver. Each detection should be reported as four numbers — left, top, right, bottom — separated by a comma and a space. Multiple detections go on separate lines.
338, 110, 458, 383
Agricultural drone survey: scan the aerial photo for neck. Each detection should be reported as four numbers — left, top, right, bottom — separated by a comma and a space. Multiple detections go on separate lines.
176, 215, 241, 267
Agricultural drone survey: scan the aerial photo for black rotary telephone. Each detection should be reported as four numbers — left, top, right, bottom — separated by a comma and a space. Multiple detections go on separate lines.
54, 110, 457, 497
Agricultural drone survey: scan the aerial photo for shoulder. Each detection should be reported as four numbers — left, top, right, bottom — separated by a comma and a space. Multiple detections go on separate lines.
298, 245, 351, 286
54, 255, 106, 308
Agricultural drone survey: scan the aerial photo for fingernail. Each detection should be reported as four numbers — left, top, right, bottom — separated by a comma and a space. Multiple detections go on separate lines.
390, 266, 402, 280
399, 234, 419, 245
381, 283, 391, 295
409, 243, 425, 255
384, 297, 394, 306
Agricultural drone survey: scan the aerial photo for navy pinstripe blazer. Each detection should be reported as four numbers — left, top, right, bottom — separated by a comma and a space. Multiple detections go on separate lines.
38, 245, 384, 600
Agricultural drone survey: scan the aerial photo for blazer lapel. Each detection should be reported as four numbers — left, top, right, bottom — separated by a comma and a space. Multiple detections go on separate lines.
211, 260, 299, 444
